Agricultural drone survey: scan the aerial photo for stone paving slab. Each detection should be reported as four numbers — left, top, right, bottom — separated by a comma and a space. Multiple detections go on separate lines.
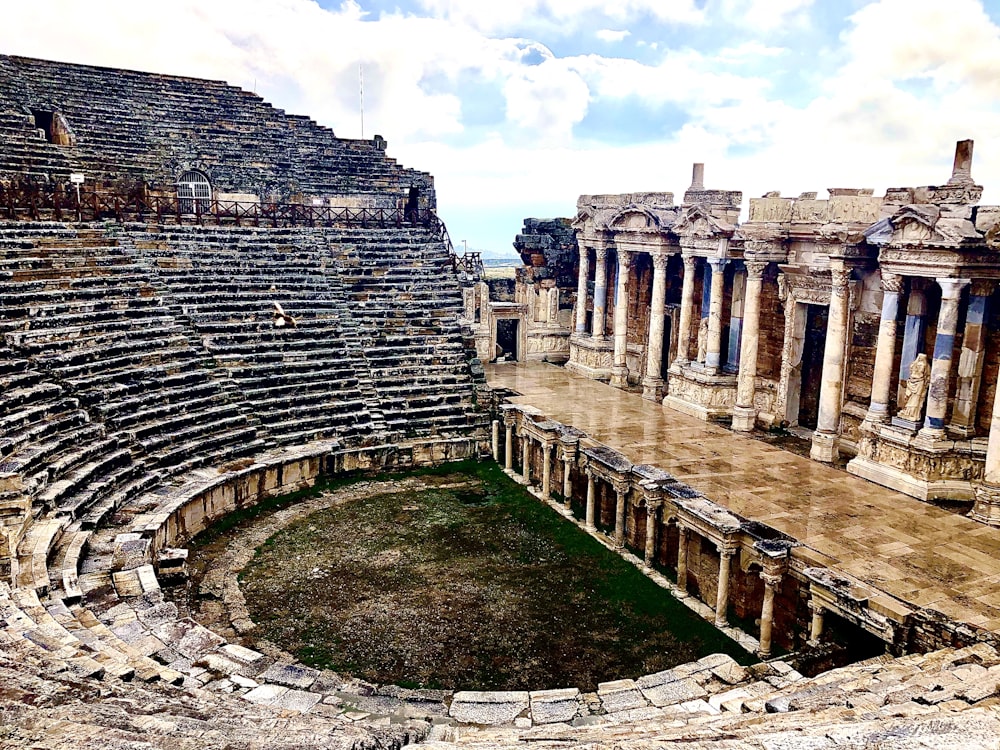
529, 688, 580, 724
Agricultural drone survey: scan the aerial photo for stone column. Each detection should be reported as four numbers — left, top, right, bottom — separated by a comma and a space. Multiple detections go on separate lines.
972, 361, 1000, 525
676, 523, 689, 596
726, 268, 746, 373
642, 252, 669, 401
675, 256, 697, 364
918, 278, 970, 440
504, 418, 514, 471
491, 420, 500, 461
643, 499, 661, 569
585, 470, 596, 530
613, 479, 629, 549
732, 260, 767, 431
611, 250, 632, 389
808, 601, 825, 646
810, 265, 851, 463
715, 543, 735, 627
864, 272, 903, 424
705, 258, 729, 374
560, 446, 574, 507
591, 249, 609, 339
951, 280, 993, 437
898, 281, 928, 405
541, 443, 552, 500
758, 571, 782, 659
521, 434, 531, 484
575, 247, 590, 333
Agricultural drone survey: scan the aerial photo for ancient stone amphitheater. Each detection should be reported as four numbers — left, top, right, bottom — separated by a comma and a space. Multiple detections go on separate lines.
1, 54, 999, 749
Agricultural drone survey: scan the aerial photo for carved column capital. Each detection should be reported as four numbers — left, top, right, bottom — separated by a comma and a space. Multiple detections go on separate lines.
761, 571, 783, 589
830, 266, 851, 296
676, 521, 689, 537
682, 254, 697, 272
880, 272, 903, 293
617, 249, 633, 268
594, 247, 608, 263
708, 257, 729, 272
611, 477, 631, 497
651, 251, 669, 272
716, 540, 739, 558
541, 442, 553, 457
937, 277, 971, 300
744, 259, 768, 279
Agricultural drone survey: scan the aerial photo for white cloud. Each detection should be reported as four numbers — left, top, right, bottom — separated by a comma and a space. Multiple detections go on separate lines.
596, 29, 631, 42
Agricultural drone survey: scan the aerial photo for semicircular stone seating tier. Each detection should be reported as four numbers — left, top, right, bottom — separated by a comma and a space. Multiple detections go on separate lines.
1, 221, 1000, 749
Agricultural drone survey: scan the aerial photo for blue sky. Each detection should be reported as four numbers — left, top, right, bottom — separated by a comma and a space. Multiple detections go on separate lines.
4, 0, 1000, 256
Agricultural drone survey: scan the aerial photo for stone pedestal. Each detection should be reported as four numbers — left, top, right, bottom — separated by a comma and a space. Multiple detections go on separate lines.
662, 366, 737, 421
567, 333, 614, 380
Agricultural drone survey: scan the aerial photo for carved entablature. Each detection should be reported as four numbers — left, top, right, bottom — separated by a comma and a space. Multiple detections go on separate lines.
778, 268, 832, 306
672, 204, 736, 257
749, 193, 882, 227
885, 183, 984, 207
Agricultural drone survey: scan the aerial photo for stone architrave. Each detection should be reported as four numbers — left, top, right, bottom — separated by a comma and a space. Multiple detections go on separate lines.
675, 256, 697, 364
592, 249, 609, 338
810, 265, 851, 463
732, 260, 767, 431
575, 247, 590, 333
705, 258, 729, 374
917, 278, 970, 441
611, 250, 633, 389
642, 252, 669, 401
864, 272, 904, 424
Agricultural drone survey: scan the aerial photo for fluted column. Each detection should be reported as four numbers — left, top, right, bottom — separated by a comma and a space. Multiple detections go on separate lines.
675, 256, 697, 365
591, 249, 609, 338
864, 272, 903, 424
643, 499, 661, 569
676, 524, 689, 596
575, 247, 590, 333
951, 280, 993, 437
521, 434, 531, 483
810, 264, 851, 463
612, 479, 629, 549
732, 260, 767, 431
541, 443, 552, 500
758, 571, 782, 659
918, 278, 970, 441
610, 250, 632, 389
972, 353, 1000, 525
705, 258, 728, 374
585, 470, 596, 530
715, 543, 735, 627
642, 252, 669, 401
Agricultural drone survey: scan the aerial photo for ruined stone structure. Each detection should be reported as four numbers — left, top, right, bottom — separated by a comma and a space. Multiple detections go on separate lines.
553, 145, 1000, 520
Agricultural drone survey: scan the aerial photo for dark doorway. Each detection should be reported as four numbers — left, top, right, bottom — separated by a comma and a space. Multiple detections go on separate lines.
405, 187, 419, 221
660, 316, 672, 379
798, 304, 828, 429
496, 319, 519, 361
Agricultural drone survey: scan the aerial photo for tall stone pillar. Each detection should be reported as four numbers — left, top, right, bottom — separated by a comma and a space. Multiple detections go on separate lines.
611, 250, 632, 389
504, 416, 515, 471
642, 252, 669, 401
541, 443, 552, 500
951, 280, 993, 437
898, 281, 928, 405
675, 256, 697, 365
715, 542, 735, 627
575, 247, 590, 334
613, 479, 629, 549
521, 435, 531, 484
591, 249, 609, 339
705, 258, 729, 374
732, 261, 767, 431
808, 601, 825, 646
864, 272, 903, 424
643, 499, 661, 569
726, 268, 746, 373
972, 358, 1000, 525
676, 523, 689, 596
758, 571, 782, 659
560, 446, 574, 506
810, 265, 851, 463
491, 420, 500, 461
918, 278, 970, 441
585, 470, 596, 530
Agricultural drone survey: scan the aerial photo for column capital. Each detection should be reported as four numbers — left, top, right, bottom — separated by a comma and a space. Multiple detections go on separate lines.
617, 249, 633, 267
682, 254, 697, 271
594, 247, 608, 262
881, 271, 903, 293
651, 251, 669, 271
830, 266, 851, 292
971, 278, 996, 297
760, 570, 783, 588
936, 277, 971, 299
708, 257, 729, 271
716, 540, 739, 558
807, 599, 825, 615
676, 521, 689, 537
541, 442, 553, 456
744, 259, 768, 278
611, 477, 631, 496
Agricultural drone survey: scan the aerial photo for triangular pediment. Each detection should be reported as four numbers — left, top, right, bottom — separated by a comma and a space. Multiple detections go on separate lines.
672, 204, 729, 238
890, 205, 944, 244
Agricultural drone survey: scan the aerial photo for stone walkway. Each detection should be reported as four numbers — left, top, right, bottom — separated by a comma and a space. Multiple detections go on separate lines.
486, 362, 1000, 632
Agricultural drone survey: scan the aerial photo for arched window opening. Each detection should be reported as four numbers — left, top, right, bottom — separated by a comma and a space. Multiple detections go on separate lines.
177, 171, 212, 213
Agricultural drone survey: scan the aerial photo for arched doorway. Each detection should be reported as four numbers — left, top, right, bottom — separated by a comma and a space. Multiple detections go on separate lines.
177, 171, 212, 214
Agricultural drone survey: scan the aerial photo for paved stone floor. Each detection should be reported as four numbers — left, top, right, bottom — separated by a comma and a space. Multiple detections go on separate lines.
486, 362, 1000, 631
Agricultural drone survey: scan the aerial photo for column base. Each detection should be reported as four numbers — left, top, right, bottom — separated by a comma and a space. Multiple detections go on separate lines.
610, 366, 629, 389
810, 431, 839, 463
731, 404, 756, 432
641, 376, 665, 402
915, 426, 947, 445
971, 483, 1000, 527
